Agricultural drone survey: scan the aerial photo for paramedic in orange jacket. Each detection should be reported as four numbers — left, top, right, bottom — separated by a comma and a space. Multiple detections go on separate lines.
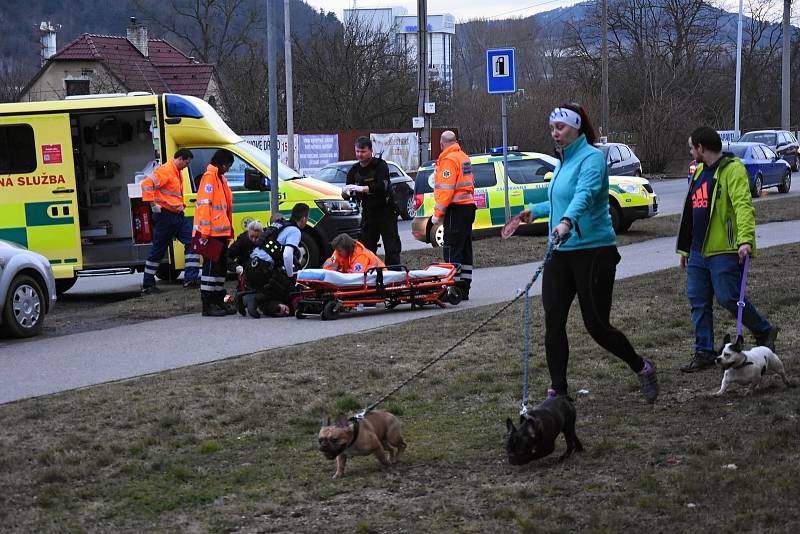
193, 149, 236, 317
431, 130, 475, 299
322, 233, 385, 273
140, 148, 201, 293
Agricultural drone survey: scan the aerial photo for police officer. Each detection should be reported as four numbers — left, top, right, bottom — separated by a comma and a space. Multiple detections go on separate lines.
342, 136, 402, 267
140, 148, 201, 293
431, 130, 475, 299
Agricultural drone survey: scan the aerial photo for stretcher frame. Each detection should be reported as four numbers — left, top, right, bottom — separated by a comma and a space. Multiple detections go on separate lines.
294, 263, 463, 320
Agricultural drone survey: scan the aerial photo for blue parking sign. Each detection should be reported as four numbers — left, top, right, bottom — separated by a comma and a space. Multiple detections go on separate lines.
486, 48, 516, 94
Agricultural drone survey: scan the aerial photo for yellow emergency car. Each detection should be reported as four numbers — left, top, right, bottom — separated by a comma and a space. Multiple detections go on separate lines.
411, 150, 658, 246
0, 93, 360, 294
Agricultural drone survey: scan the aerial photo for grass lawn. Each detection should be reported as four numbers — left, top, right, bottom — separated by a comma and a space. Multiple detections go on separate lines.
1, 242, 798, 533
402, 194, 800, 269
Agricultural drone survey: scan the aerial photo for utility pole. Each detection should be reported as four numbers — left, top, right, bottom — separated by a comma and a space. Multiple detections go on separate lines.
600, 0, 609, 138
781, 0, 791, 131
735, 0, 743, 137
417, 0, 430, 164
284, 0, 295, 170
267, 0, 280, 215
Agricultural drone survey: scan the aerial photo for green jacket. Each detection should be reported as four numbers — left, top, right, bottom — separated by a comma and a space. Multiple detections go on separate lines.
676, 155, 756, 257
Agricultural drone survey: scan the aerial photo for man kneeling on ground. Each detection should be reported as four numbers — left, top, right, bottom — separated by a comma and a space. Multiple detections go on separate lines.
235, 203, 309, 318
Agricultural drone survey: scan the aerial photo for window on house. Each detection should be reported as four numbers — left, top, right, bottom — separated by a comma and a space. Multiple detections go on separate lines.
65, 80, 90, 96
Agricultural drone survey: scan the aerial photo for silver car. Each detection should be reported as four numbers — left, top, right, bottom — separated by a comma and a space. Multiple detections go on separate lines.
0, 240, 56, 338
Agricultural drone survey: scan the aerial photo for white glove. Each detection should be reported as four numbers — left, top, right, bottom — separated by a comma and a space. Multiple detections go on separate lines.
342, 184, 356, 195
430, 215, 440, 225
150, 203, 162, 214
235, 265, 244, 275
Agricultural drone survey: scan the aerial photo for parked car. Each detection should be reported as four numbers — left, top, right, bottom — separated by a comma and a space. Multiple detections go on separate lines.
738, 130, 799, 171
411, 151, 658, 246
0, 240, 56, 338
686, 142, 792, 197
315, 160, 417, 220
595, 141, 643, 176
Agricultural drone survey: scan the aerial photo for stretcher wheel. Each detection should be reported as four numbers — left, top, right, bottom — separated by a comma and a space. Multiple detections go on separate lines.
295, 309, 307, 319
321, 300, 339, 320
446, 286, 463, 305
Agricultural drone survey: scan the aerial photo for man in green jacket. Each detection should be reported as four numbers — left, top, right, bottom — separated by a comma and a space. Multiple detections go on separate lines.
676, 127, 778, 372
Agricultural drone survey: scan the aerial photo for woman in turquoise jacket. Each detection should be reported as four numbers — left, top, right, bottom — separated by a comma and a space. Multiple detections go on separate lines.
519, 103, 658, 403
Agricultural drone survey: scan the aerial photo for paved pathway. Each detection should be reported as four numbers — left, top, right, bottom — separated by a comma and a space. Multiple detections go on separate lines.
2, 220, 799, 404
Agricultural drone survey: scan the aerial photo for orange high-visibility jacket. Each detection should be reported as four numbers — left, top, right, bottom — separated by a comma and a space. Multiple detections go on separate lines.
433, 143, 475, 218
193, 164, 234, 238
323, 241, 385, 273
141, 159, 185, 213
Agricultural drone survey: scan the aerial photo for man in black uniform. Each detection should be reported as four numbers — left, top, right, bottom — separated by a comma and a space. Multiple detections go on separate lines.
342, 136, 402, 267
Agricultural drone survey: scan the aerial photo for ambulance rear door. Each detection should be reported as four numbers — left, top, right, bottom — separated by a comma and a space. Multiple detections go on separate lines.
0, 114, 81, 279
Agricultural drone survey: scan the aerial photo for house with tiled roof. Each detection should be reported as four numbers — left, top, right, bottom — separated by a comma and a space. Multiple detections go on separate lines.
20, 18, 225, 116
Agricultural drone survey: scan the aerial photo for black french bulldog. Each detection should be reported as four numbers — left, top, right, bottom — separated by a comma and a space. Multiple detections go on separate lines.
505, 396, 583, 465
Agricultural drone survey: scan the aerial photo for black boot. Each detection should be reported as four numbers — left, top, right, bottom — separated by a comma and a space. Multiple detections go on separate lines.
235, 292, 247, 316
202, 294, 227, 317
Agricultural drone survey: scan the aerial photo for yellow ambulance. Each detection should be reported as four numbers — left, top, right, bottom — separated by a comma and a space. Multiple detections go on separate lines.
0, 93, 360, 293
411, 150, 658, 246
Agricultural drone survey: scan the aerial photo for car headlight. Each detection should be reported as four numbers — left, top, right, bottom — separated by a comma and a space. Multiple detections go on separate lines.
618, 183, 640, 194
315, 199, 359, 216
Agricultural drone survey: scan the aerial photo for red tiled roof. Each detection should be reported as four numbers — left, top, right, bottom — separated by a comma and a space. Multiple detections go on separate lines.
48, 34, 214, 98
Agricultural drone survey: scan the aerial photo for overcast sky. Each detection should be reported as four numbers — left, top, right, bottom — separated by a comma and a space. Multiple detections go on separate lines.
302, 0, 580, 23
302, 0, 790, 24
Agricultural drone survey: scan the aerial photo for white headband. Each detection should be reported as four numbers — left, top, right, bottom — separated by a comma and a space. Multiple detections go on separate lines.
549, 108, 582, 130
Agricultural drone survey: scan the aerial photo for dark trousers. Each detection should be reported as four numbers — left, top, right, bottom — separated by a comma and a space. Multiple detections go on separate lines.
443, 203, 476, 292
541, 246, 644, 395
200, 237, 229, 303
360, 208, 402, 267
142, 209, 200, 287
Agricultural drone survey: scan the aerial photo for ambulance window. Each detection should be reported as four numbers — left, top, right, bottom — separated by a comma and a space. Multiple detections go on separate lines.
507, 159, 551, 184
0, 124, 36, 174
187, 148, 261, 192
472, 163, 497, 188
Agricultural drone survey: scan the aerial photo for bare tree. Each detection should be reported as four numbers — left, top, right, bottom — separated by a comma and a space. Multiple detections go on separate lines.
132, 0, 262, 64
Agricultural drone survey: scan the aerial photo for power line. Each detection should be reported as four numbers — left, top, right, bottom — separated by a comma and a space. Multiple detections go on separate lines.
485, 0, 574, 20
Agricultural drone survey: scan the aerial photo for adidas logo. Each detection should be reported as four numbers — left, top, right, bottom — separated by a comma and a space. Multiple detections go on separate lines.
692, 181, 709, 208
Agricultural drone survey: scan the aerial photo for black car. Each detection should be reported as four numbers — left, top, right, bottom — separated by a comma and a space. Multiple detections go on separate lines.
315, 160, 417, 220
738, 130, 799, 171
595, 142, 643, 176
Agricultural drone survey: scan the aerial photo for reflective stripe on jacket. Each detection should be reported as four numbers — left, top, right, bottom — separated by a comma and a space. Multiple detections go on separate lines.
193, 164, 234, 238
322, 241, 385, 273
140, 160, 185, 212
433, 143, 475, 218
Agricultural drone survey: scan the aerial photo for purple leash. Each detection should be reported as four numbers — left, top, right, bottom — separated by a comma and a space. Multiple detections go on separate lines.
736, 254, 750, 338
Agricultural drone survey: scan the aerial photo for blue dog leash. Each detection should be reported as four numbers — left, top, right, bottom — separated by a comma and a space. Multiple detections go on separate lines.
736, 254, 750, 338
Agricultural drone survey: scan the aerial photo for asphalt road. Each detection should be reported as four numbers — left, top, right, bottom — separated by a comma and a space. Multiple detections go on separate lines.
2, 219, 799, 404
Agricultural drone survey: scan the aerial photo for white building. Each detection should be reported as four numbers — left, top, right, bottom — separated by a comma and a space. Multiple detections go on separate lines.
343, 7, 455, 88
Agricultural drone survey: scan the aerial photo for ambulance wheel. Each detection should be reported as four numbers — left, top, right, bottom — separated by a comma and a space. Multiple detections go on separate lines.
321, 300, 339, 320
446, 286, 463, 305
55, 276, 78, 296
298, 231, 321, 269
609, 203, 626, 234
155, 265, 182, 282
2, 274, 45, 338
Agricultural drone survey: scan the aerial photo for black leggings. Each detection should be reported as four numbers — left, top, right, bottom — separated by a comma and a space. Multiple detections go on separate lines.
541, 246, 644, 394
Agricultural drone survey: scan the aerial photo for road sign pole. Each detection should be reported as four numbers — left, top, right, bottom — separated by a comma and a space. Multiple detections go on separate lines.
502, 94, 510, 223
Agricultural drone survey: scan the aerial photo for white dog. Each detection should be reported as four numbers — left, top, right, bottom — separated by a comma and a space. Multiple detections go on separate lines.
713, 334, 794, 396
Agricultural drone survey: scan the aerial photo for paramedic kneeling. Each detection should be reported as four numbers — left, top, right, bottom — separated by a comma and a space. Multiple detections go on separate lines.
323, 233, 385, 273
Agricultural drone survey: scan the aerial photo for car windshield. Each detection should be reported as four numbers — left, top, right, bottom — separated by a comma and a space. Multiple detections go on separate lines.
415, 168, 434, 194
740, 132, 776, 145
236, 141, 302, 180
727, 145, 748, 158
316, 165, 349, 184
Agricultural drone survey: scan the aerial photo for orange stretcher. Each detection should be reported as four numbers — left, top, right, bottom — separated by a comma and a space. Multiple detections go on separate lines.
294, 263, 463, 320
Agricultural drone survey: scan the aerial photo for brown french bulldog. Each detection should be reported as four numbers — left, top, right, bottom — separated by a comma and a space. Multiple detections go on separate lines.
318, 410, 406, 478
